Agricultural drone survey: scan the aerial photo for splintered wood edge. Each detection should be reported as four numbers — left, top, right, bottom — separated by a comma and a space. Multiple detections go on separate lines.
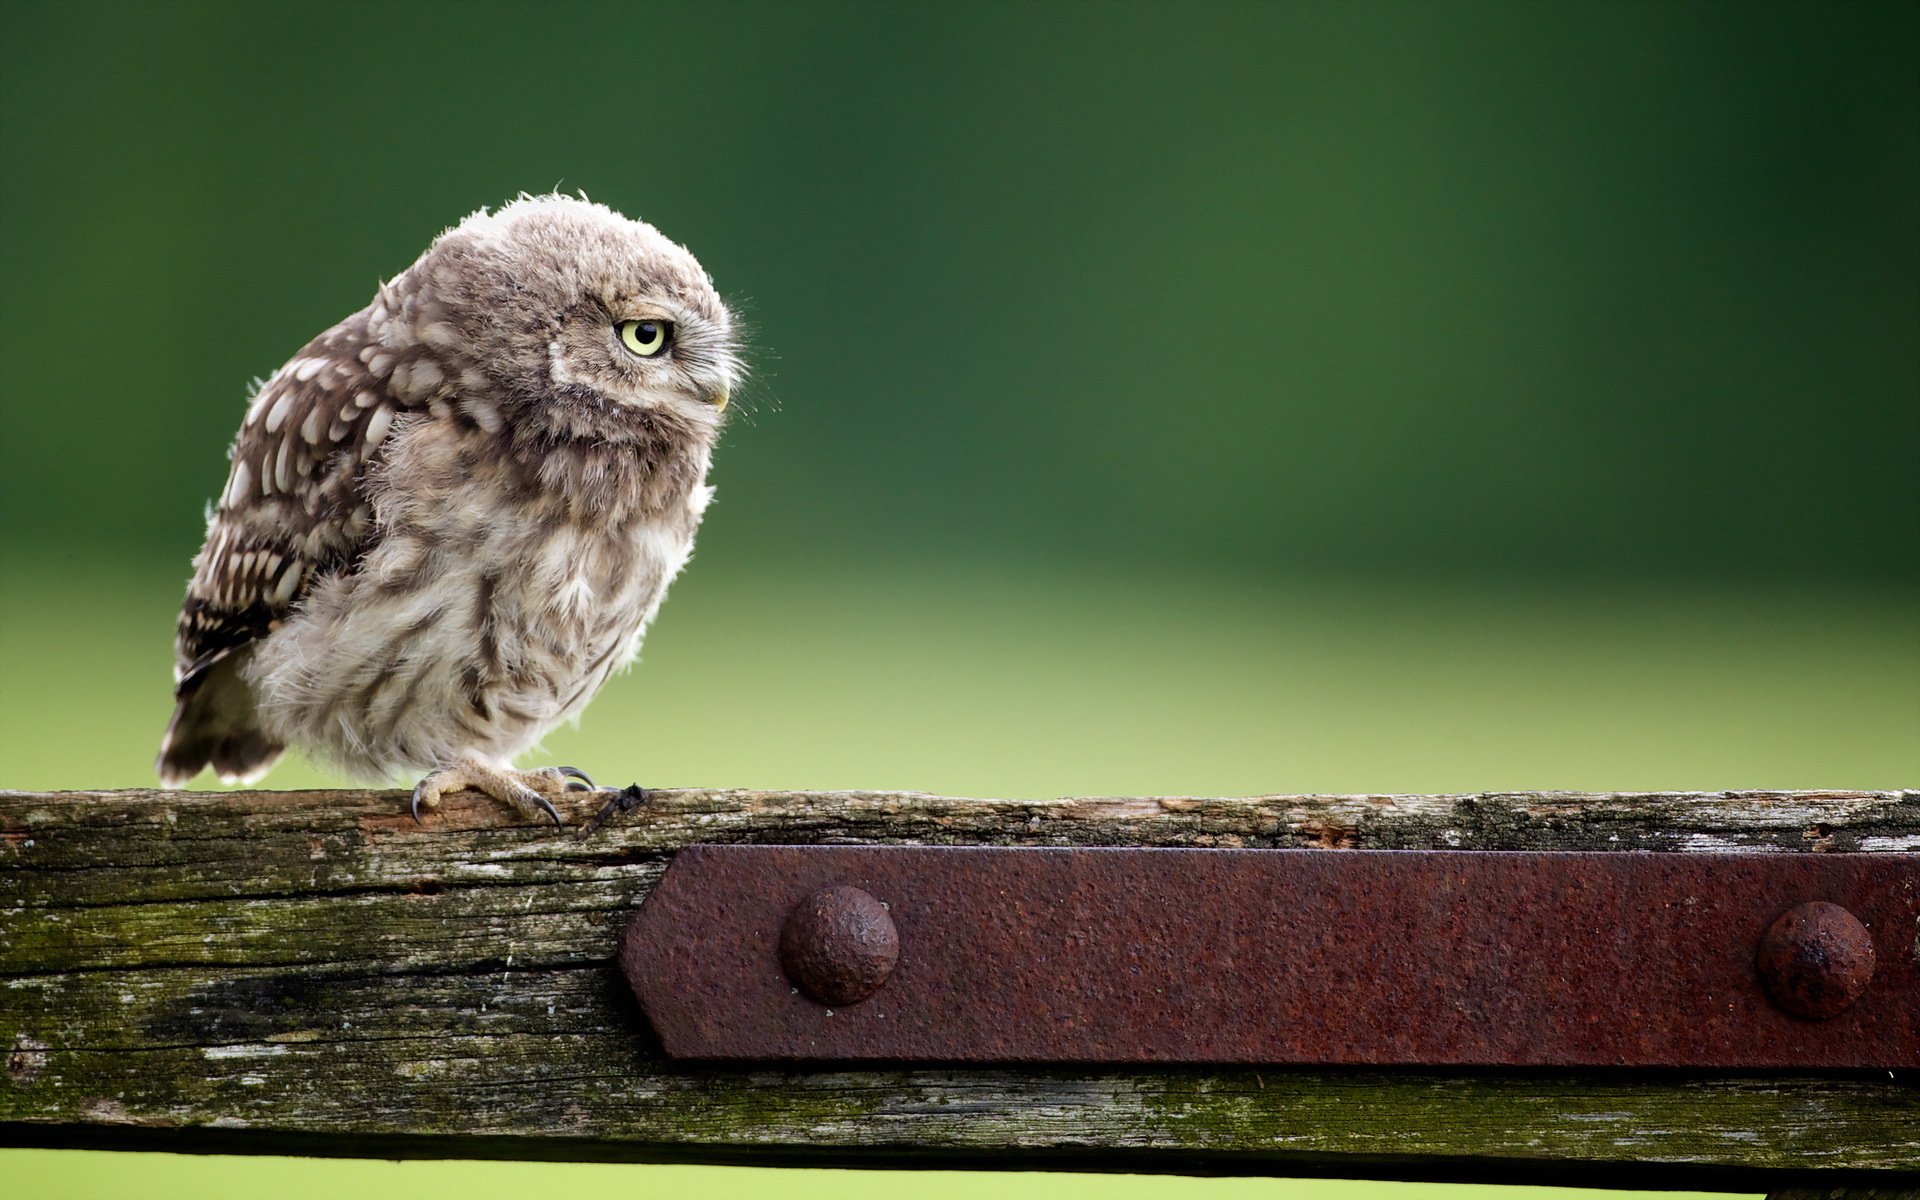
3, 786, 1916, 849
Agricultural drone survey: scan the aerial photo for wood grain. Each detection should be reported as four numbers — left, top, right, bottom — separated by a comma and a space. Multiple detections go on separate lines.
2, 787, 1916, 1185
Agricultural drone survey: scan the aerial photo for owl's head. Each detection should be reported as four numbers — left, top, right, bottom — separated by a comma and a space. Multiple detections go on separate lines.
400, 194, 741, 442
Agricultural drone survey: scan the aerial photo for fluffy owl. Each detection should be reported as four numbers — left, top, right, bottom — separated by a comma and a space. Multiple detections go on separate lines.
156, 194, 741, 824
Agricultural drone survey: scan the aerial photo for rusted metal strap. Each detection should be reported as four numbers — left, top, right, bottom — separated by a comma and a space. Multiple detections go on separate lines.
619, 845, 1915, 1068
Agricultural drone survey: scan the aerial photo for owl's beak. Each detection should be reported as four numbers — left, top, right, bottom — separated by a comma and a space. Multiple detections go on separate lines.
708, 388, 730, 412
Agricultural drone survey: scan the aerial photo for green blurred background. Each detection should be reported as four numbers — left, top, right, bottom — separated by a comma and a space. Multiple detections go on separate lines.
2, 0, 1915, 1197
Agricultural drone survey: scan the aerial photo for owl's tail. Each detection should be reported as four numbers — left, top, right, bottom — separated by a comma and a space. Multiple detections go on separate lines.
156, 650, 284, 787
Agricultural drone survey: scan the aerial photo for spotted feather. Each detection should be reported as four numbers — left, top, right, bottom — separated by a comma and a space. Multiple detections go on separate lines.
159, 308, 421, 784
173, 312, 419, 676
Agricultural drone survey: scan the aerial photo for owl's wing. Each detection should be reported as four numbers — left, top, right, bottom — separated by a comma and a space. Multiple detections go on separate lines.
174, 335, 408, 684
159, 320, 419, 785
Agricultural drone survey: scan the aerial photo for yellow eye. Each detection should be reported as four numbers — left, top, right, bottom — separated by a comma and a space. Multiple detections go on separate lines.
617, 319, 672, 358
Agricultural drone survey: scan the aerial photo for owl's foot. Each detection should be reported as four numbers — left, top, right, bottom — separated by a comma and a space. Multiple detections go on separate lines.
409, 760, 597, 826
581, 784, 650, 836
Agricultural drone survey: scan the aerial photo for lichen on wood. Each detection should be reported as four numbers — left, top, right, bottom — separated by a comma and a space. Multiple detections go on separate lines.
2, 787, 1916, 1184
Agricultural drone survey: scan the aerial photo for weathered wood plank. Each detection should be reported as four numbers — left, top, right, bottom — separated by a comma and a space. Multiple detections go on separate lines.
2, 787, 1916, 1185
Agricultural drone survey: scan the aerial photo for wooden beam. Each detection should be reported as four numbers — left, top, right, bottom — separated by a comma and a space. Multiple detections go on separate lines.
2, 787, 1916, 1186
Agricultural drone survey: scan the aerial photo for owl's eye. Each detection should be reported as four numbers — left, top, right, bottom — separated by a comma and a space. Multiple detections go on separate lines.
617, 319, 673, 358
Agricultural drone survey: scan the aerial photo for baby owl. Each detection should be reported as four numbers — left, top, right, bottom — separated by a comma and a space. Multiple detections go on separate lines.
156, 195, 741, 824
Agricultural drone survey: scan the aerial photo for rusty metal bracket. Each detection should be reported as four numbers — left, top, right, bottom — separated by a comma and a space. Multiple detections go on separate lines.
618, 846, 1917, 1068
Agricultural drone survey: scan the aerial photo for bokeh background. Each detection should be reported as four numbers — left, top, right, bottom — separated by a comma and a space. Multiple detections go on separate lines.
3, 1, 1915, 1198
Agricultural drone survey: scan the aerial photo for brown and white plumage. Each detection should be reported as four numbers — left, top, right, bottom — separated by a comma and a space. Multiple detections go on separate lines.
158, 195, 740, 822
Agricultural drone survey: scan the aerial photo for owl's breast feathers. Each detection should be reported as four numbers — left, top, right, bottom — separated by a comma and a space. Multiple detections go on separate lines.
245, 416, 713, 779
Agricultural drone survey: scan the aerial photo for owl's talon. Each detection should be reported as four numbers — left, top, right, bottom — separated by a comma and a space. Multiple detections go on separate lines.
410, 774, 451, 823
408, 762, 570, 827
499, 781, 566, 827
556, 765, 597, 792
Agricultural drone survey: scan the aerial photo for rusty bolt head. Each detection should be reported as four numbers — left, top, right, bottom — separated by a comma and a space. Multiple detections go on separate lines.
1757, 900, 1876, 1020
779, 885, 899, 1007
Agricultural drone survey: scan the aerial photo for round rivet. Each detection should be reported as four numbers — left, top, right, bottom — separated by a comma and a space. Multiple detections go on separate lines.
779, 885, 899, 1007
1756, 900, 1875, 1020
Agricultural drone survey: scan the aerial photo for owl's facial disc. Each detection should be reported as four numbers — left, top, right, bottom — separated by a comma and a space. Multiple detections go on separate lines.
417, 195, 738, 440
595, 305, 733, 414
611, 316, 725, 408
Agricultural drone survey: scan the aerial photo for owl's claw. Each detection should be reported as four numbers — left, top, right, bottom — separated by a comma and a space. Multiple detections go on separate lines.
409, 761, 572, 827
582, 784, 649, 836
556, 765, 598, 792
527, 791, 565, 826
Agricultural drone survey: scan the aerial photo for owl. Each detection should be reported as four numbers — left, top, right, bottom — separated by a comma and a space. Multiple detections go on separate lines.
156, 194, 741, 824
